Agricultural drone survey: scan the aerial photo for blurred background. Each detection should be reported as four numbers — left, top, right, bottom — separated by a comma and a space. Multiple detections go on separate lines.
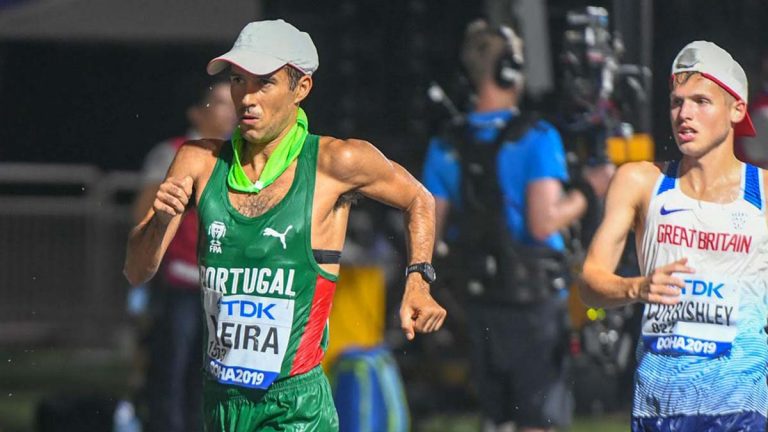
1, 0, 768, 431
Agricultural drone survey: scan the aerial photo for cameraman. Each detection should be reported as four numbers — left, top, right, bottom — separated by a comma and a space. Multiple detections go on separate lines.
421, 20, 608, 432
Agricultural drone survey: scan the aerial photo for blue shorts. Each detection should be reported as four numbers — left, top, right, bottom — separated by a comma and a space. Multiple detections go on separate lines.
631, 412, 766, 432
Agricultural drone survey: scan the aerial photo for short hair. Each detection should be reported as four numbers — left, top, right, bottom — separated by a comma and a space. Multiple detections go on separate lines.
284, 65, 304, 90
671, 71, 735, 104
671, 71, 698, 88
460, 20, 522, 88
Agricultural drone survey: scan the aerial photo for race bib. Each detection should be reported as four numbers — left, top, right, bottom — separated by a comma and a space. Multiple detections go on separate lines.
641, 274, 740, 357
203, 288, 294, 389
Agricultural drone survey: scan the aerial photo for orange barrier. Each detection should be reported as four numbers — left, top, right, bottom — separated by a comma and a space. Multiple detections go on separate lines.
606, 133, 655, 164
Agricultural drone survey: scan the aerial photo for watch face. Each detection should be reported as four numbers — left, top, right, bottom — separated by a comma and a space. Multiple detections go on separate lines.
424, 265, 436, 282
408, 263, 436, 283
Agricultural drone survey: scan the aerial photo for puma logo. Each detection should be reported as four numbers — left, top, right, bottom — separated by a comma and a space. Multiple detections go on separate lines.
263, 225, 293, 250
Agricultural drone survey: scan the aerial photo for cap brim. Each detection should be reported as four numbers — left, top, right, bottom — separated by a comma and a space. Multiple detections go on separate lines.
735, 112, 757, 137
694, 73, 756, 137
206, 48, 287, 76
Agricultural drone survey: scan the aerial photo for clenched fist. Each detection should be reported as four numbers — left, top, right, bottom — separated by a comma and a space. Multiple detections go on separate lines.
400, 278, 447, 340
153, 176, 194, 225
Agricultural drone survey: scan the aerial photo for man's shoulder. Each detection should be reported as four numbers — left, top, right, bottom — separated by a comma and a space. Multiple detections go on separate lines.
612, 161, 664, 195
617, 160, 663, 177
174, 138, 225, 174
317, 135, 377, 173
317, 135, 368, 157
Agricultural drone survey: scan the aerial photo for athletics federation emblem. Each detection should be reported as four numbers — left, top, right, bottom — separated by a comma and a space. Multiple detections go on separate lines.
263, 225, 293, 250
730, 211, 747, 231
208, 221, 226, 254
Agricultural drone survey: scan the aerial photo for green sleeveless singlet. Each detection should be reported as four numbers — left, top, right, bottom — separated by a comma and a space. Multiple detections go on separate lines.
197, 134, 338, 390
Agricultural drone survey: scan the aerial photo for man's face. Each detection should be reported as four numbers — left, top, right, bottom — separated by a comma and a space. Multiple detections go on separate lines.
229, 65, 310, 145
669, 73, 743, 156
195, 83, 237, 139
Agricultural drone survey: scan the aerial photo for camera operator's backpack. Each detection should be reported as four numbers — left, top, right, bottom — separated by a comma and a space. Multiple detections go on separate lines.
444, 114, 569, 304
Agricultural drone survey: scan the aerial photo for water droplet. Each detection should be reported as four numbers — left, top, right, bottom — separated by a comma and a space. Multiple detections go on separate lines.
7, 393, 12, 397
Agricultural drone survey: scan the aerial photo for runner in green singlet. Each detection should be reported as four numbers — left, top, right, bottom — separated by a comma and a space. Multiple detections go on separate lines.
124, 19, 447, 431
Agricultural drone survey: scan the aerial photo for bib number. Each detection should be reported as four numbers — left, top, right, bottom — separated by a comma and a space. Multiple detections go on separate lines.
203, 288, 294, 389
641, 274, 739, 357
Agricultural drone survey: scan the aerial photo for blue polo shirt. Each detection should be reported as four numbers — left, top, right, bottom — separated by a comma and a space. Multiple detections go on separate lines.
422, 109, 569, 251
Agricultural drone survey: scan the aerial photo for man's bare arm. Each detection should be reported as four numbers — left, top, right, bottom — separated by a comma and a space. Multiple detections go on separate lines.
123, 143, 209, 285
329, 139, 436, 264
526, 179, 587, 241
326, 138, 446, 339
580, 162, 692, 307
133, 184, 161, 224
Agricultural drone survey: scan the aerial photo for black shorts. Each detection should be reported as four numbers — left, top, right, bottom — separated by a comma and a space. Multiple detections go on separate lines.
467, 298, 572, 428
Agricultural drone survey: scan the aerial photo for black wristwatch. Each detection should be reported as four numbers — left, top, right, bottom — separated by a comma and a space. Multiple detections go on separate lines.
405, 262, 437, 284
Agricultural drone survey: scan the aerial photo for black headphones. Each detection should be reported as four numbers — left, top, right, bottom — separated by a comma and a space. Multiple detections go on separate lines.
493, 25, 524, 89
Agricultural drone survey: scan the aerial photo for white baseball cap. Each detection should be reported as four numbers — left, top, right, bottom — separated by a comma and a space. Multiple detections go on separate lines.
671, 40, 755, 137
207, 19, 319, 77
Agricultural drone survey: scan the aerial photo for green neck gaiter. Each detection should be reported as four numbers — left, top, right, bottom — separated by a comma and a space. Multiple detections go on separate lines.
227, 107, 308, 194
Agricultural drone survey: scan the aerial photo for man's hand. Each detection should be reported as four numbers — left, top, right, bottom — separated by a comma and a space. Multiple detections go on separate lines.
399, 276, 447, 341
153, 176, 193, 225
632, 258, 694, 305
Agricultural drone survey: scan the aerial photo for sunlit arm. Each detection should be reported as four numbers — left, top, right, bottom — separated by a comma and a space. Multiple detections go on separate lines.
328, 138, 445, 339
123, 213, 182, 286
580, 163, 644, 308
330, 139, 436, 265
123, 143, 204, 285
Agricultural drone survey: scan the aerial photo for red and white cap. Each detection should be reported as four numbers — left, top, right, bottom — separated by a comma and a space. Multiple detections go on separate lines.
207, 19, 319, 77
671, 40, 755, 137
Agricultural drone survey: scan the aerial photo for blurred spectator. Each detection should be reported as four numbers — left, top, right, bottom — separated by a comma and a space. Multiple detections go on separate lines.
132, 78, 235, 432
421, 20, 607, 432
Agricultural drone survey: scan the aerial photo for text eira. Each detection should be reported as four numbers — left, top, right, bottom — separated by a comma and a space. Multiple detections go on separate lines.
209, 314, 279, 354
200, 266, 296, 296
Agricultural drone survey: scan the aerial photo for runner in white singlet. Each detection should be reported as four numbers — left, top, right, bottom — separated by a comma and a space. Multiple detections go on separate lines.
581, 41, 768, 431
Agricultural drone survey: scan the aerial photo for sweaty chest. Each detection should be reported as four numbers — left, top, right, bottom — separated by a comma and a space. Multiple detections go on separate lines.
228, 168, 296, 218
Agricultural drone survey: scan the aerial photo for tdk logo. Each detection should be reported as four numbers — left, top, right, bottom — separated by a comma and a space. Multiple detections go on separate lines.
681, 279, 724, 299
220, 299, 276, 320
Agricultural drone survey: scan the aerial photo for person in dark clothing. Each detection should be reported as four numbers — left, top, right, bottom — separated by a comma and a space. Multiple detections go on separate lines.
422, 20, 609, 432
